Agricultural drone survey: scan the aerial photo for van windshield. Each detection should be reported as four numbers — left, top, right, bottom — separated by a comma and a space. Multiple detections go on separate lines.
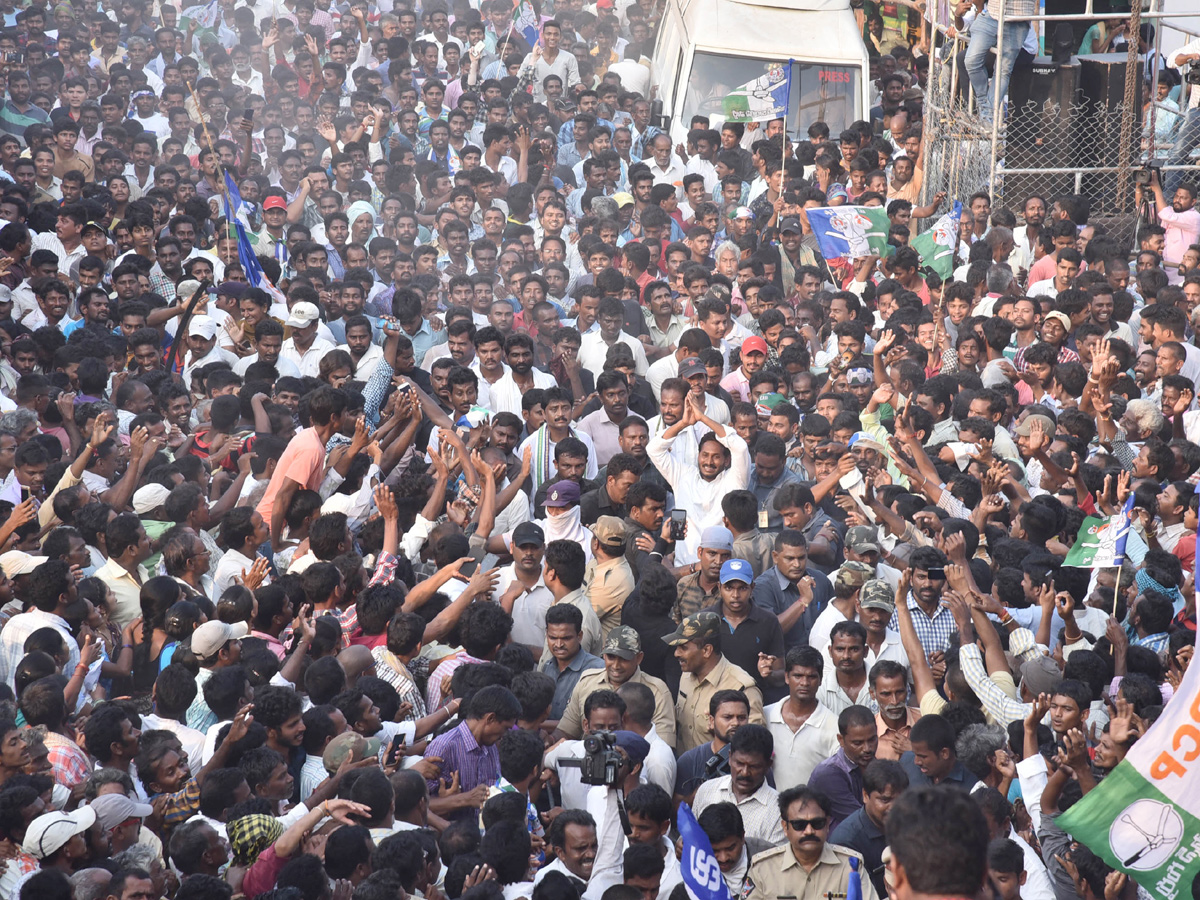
681, 54, 861, 138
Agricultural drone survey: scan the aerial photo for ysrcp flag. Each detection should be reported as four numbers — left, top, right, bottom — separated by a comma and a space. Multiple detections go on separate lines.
722, 62, 790, 123
1062, 496, 1134, 569
1058, 622, 1200, 898
511, 0, 541, 47
807, 206, 890, 261
677, 803, 733, 900
181, 0, 220, 28
910, 200, 962, 278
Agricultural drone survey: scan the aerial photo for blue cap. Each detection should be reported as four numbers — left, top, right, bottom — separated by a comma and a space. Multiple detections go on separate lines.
613, 730, 650, 765
719, 559, 753, 585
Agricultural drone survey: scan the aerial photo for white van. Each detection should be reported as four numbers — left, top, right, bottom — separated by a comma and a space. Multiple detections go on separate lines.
651, 0, 872, 141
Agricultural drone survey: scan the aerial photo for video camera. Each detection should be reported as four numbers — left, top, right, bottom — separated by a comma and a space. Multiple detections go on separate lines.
1186, 65, 1200, 86
558, 731, 624, 787
1134, 162, 1160, 186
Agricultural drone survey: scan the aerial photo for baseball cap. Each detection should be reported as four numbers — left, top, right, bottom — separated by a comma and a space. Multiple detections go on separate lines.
846, 367, 873, 386
755, 392, 788, 417
1013, 414, 1055, 438
512, 522, 545, 547
1020, 655, 1063, 697
849, 431, 885, 452
834, 560, 874, 591
1043, 311, 1071, 331
0, 551, 46, 578
263, 196, 288, 212
859, 579, 895, 611
323, 731, 382, 774
218, 281, 247, 299
663, 611, 721, 647
187, 315, 218, 340
87, 794, 154, 832
719, 559, 753, 584
845, 525, 881, 555
741, 336, 768, 357
81, 221, 107, 235
731, 206, 755, 220
779, 216, 802, 234
191, 620, 248, 658
23, 808, 96, 860
698, 525, 734, 553
590, 515, 626, 550
613, 730, 649, 765
543, 480, 581, 508
603, 625, 642, 659
678, 356, 706, 380
286, 301, 321, 328
132, 484, 171, 515
613, 192, 634, 208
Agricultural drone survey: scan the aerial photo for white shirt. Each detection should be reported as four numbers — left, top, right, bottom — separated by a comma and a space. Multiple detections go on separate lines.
140, 714, 206, 771
648, 156, 688, 200
579, 330, 649, 376
232, 352, 301, 378
646, 427, 749, 564
763, 698, 840, 792
543, 739, 590, 811
641, 725, 676, 798
213, 547, 271, 599
692, 774, 786, 846
1026, 278, 1060, 298
0, 609, 79, 689
281, 337, 337, 378
498, 564, 553, 649
489, 368, 557, 415
340, 342, 385, 383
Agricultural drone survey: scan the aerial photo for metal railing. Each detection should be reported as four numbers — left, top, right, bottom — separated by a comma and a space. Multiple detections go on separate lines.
918, 0, 1200, 245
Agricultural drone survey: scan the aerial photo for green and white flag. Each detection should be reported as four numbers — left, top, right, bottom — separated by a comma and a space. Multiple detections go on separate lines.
722, 63, 791, 124
1058, 634, 1200, 898
909, 201, 961, 278
1061, 497, 1134, 569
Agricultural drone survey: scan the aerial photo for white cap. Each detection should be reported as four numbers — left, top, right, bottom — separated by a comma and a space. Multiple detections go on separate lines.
188, 315, 218, 340
176, 279, 203, 301
191, 620, 249, 658
23, 808, 96, 860
0, 551, 47, 578
132, 484, 171, 515
286, 302, 320, 328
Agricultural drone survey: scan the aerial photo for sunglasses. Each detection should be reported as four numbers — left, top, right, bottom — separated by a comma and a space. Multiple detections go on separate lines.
787, 816, 827, 832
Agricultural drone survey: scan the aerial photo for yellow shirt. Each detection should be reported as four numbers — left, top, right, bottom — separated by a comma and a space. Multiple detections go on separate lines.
584, 554, 635, 637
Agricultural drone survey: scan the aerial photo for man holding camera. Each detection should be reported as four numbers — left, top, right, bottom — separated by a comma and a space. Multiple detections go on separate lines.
1165, 41, 1200, 196
1136, 168, 1200, 285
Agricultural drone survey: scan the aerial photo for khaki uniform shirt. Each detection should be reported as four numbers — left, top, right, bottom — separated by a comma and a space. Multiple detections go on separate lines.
676, 655, 764, 754
584, 554, 635, 637
747, 842, 880, 900
558, 667, 677, 749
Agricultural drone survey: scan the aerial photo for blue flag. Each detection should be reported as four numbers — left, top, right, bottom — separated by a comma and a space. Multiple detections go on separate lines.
677, 803, 733, 900
806, 206, 891, 262
223, 172, 286, 303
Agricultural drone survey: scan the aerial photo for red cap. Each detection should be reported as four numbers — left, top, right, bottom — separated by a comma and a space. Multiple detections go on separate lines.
262, 196, 288, 211
742, 336, 769, 356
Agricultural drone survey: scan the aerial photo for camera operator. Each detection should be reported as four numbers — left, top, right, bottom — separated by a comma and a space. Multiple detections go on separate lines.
543, 690, 626, 810
1136, 169, 1200, 285
1165, 41, 1200, 194
582, 732, 654, 900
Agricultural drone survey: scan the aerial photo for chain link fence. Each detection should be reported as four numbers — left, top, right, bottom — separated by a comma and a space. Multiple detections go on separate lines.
920, 37, 1144, 246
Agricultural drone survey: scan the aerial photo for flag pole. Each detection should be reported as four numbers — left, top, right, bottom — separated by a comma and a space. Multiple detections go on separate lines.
185, 78, 237, 221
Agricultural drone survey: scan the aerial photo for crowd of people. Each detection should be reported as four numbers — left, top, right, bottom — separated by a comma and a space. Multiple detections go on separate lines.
0, 2, 1187, 900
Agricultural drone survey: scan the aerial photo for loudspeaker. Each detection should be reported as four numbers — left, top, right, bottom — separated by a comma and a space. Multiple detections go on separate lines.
1076, 53, 1141, 201
1005, 55, 1080, 204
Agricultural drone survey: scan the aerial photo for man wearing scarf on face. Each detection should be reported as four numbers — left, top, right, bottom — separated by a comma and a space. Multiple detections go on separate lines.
487, 480, 594, 565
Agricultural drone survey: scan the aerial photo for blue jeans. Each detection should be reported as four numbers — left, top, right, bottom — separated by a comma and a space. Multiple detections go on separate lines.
1165, 107, 1200, 195
964, 10, 1028, 123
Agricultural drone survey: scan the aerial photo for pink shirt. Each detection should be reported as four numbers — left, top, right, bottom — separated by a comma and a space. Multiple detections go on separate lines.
255, 428, 326, 524
1157, 206, 1200, 283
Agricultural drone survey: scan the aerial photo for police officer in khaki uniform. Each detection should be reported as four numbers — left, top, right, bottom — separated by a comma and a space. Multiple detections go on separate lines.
746, 785, 880, 900
551, 626, 677, 748
667, 611, 765, 754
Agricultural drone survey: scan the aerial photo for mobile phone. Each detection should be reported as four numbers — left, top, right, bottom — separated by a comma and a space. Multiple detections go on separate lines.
928, 568, 946, 581
386, 733, 405, 765
244, 107, 255, 121
669, 509, 686, 542
396, 382, 412, 394
459, 558, 478, 577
